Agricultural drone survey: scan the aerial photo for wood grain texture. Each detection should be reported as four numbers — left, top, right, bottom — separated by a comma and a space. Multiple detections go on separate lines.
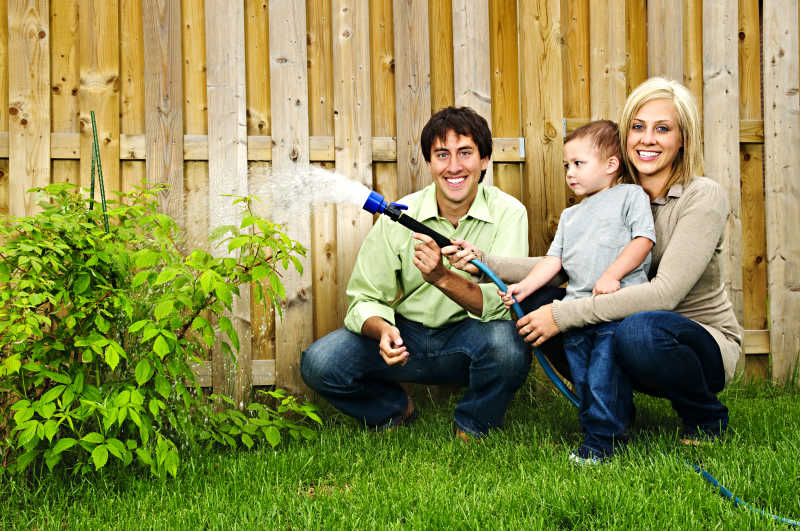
625, 0, 647, 93
429, 0, 454, 113
269, 0, 312, 394
120, 0, 145, 195
561, 0, 589, 119
589, 0, 626, 120
489, 0, 521, 200
453, 0, 492, 185
703, 0, 742, 373
394, 0, 431, 196
0, 0, 6, 219
143, 0, 184, 220
647, 0, 682, 80
518, 0, 565, 255
51, 0, 80, 185
79, 0, 120, 193
308, 0, 334, 137
245, 0, 270, 136
205, 0, 252, 402
369, 0, 398, 202
9, 0, 51, 216
762, 0, 800, 382
684, 0, 703, 118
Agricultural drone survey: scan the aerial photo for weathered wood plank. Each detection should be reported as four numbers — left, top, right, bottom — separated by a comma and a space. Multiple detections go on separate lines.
394, 0, 431, 196
193, 360, 276, 388
0, 0, 6, 215
120, 0, 145, 196
490, 0, 521, 201
561, 0, 589, 119
270, 0, 312, 394
626, 0, 647, 93
8, 0, 51, 217
311, 204, 338, 339
308, 0, 334, 139
143, 0, 184, 221
518, 0, 564, 255
704, 0, 742, 374
79, 0, 120, 193
51, 0, 80, 185
763, 0, 800, 382
647, 0, 682, 80
453, 0, 492, 185
684, 0, 703, 118
370, 0, 398, 203
429, 0, 454, 113
589, 0, 625, 120
206, 0, 252, 403
333, 0, 373, 324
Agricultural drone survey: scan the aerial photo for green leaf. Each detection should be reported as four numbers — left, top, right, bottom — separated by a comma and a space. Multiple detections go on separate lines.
191, 316, 208, 330
135, 359, 154, 386
1, 354, 22, 375
153, 335, 170, 359
94, 314, 110, 333
81, 432, 104, 444
241, 433, 254, 449
45, 451, 62, 472
269, 272, 286, 300
106, 438, 126, 459
154, 268, 178, 286
154, 299, 174, 321
41, 384, 67, 404
13, 407, 34, 425
52, 437, 77, 455
227, 236, 249, 251
199, 270, 216, 294
164, 449, 180, 478
74, 274, 90, 294
44, 419, 59, 442
136, 447, 152, 466
154, 374, 171, 399
37, 402, 56, 419
129, 319, 149, 333
135, 249, 160, 268
104, 344, 120, 370
92, 445, 109, 469
264, 426, 281, 448
148, 399, 160, 417
131, 270, 151, 287
251, 264, 270, 282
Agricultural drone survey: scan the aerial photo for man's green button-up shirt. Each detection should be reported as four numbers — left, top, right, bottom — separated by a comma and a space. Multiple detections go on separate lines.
344, 183, 529, 334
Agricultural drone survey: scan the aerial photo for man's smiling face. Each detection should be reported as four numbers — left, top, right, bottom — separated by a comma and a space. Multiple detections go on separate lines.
428, 129, 488, 215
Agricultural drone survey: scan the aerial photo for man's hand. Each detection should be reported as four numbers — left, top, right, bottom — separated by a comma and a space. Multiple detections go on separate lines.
593, 273, 621, 295
413, 233, 448, 285
379, 326, 409, 366
515, 303, 560, 347
442, 238, 482, 275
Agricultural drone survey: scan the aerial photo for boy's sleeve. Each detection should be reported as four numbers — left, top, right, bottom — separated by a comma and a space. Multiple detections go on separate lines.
626, 187, 656, 243
343, 217, 402, 334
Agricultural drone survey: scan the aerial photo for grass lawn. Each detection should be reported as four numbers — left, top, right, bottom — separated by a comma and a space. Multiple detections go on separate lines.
2, 376, 799, 529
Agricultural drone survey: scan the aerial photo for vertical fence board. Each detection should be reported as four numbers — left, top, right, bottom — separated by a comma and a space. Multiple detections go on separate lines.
518, 0, 564, 255
626, 0, 647, 93
270, 0, 312, 394
79, 0, 119, 194
562, 0, 589, 119
308, 0, 334, 138
763, 0, 800, 382
120, 0, 144, 195
245, 0, 274, 362
143, 0, 184, 221
394, 0, 431, 196
206, 0, 251, 402
369, 0, 397, 201
589, 0, 626, 120
312, 204, 338, 339
684, 0, 703, 118
490, 0, 521, 200
738, 0, 767, 337
703, 1, 742, 374
429, 0, 453, 113
0, 0, 7, 215
333, 0, 373, 325
453, 0, 491, 185
51, 0, 80, 185
9, 0, 51, 217
647, 0, 682, 80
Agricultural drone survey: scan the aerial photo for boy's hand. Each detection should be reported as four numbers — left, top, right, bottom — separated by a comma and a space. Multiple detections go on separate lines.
593, 274, 620, 295
499, 283, 527, 309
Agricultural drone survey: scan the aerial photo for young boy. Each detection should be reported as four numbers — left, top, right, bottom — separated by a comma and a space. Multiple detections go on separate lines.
501, 120, 655, 464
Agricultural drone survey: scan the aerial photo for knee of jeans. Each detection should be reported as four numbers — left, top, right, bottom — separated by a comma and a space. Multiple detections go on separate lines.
482, 321, 531, 380
613, 313, 665, 368
300, 338, 344, 391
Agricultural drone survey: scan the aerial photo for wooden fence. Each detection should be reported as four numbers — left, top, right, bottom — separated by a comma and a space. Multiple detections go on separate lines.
1, 0, 798, 396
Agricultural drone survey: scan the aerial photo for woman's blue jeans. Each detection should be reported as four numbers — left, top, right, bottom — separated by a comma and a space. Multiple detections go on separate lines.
300, 315, 531, 436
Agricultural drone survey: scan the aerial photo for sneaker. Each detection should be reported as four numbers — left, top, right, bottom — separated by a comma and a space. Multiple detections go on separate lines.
568, 446, 607, 466
679, 425, 725, 446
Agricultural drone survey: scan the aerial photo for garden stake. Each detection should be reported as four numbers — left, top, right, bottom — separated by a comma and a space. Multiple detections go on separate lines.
362, 189, 800, 528
89, 110, 110, 233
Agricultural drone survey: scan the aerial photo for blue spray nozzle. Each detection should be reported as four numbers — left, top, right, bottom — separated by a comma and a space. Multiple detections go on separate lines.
362, 190, 407, 215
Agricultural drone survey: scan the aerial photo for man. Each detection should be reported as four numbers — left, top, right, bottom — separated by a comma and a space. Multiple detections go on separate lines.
301, 107, 530, 438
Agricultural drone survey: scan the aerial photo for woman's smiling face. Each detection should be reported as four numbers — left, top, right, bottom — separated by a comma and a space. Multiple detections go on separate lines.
626, 98, 683, 185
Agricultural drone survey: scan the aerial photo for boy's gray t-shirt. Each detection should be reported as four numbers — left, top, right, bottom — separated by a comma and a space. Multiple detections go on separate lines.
547, 183, 655, 301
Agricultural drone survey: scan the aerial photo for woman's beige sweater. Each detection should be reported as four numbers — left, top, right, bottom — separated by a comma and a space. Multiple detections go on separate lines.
484, 177, 742, 385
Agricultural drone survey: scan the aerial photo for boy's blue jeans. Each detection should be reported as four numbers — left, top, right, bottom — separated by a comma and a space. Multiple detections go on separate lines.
563, 322, 632, 456
300, 315, 531, 436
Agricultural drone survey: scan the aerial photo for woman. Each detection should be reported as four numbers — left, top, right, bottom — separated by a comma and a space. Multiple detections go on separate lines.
447, 78, 742, 443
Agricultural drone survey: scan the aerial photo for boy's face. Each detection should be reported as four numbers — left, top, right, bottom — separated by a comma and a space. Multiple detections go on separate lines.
562, 136, 618, 197
428, 129, 488, 211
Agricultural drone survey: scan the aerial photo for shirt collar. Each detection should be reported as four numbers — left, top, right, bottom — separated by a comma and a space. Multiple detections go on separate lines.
651, 183, 684, 205
417, 183, 494, 223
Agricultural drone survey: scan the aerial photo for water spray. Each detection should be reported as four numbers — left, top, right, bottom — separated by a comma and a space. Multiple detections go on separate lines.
362, 189, 800, 528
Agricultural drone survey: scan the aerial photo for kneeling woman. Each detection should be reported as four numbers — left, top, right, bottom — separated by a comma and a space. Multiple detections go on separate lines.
448, 78, 742, 443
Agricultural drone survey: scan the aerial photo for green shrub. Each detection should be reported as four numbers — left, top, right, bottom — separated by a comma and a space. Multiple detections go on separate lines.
0, 183, 320, 478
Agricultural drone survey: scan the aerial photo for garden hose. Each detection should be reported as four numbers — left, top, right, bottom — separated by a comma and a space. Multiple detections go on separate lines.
362, 189, 799, 527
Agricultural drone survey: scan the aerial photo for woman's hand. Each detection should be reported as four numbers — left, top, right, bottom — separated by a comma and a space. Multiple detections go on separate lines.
442, 239, 482, 275
515, 303, 560, 346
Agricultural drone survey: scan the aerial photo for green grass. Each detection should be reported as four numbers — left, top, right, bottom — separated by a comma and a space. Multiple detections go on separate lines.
2, 377, 799, 530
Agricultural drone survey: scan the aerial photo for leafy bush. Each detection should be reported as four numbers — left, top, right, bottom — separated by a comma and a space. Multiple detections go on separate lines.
0, 183, 320, 477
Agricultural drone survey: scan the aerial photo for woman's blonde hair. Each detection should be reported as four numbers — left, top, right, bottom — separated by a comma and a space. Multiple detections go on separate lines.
618, 77, 703, 192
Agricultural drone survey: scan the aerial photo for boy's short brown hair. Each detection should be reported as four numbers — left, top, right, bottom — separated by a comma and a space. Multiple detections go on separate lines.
564, 120, 622, 166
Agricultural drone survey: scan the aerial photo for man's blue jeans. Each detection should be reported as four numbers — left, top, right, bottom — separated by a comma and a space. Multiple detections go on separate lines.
300, 315, 531, 436
564, 322, 632, 456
